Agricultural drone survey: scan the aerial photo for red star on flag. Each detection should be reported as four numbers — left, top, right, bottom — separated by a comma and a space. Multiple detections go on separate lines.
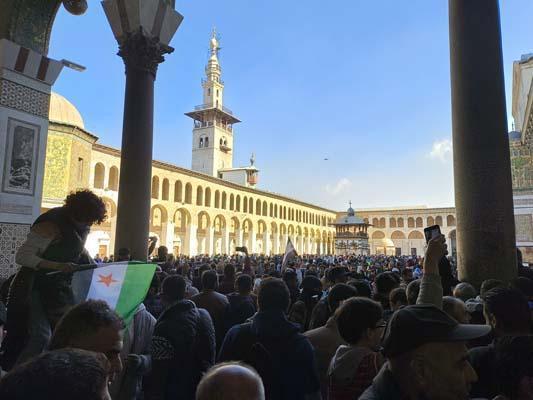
97, 273, 118, 287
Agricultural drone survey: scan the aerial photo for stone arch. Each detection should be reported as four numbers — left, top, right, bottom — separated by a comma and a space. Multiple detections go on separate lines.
257, 219, 267, 235
372, 217, 379, 227
280, 223, 287, 235
407, 217, 415, 228
99, 197, 117, 229
415, 217, 423, 228
389, 218, 397, 228
243, 196, 248, 213
408, 231, 424, 239
262, 201, 268, 217
372, 231, 385, 239
427, 216, 435, 226
196, 186, 203, 206
222, 192, 227, 209
391, 231, 406, 240
214, 190, 220, 208
230, 216, 240, 233
213, 214, 226, 234
447, 215, 456, 227
435, 216, 443, 226
162, 178, 169, 201
184, 183, 192, 204
174, 180, 183, 202
363, 218, 369, 224
235, 195, 241, 211
269, 203, 273, 217
94, 162, 105, 189
270, 221, 278, 234
108, 166, 119, 191
151, 176, 159, 199
397, 217, 404, 228
256, 199, 261, 216
197, 211, 211, 230
150, 204, 168, 228
288, 225, 295, 237
173, 208, 191, 231
249, 198, 254, 214
205, 187, 211, 207
379, 217, 386, 228
229, 194, 234, 210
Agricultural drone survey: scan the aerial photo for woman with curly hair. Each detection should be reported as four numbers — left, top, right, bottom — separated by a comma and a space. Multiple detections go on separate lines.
1, 190, 106, 370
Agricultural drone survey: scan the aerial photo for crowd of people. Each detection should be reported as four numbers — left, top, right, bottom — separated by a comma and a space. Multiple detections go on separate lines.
0, 190, 533, 399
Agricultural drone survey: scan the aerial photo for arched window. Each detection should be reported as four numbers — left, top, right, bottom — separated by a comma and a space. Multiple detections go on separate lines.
407, 217, 415, 228
262, 201, 268, 217
427, 216, 435, 227
379, 218, 386, 228
215, 190, 220, 208
256, 199, 261, 216
447, 215, 456, 227
196, 186, 203, 206
230, 194, 234, 210
415, 217, 423, 228
372, 218, 379, 227
199, 138, 203, 148
389, 218, 397, 228
435, 216, 443, 226
108, 166, 118, 191
205, 188, 211, 207
270, 203, 273, 217
222, 192, 227, 209
236, 195, 241, 211
151, 176, 159, 199
243, 196, 248, 213
162, 178, 169, 201
174, 181, 182, 202
205, 137, 209, 147
249, 198, 254, 214
184, 183, 192, 204
94, 163, 105, 189
397, 218, 404, 228
220, 138, 223, 145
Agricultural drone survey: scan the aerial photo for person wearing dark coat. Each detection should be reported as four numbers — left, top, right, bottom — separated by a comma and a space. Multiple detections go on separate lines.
147, 275, 215, 400
224, 274, 257, 332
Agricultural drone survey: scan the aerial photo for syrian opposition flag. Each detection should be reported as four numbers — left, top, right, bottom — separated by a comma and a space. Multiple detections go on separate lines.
282, 238, 298, 270
72, 262, 156, 325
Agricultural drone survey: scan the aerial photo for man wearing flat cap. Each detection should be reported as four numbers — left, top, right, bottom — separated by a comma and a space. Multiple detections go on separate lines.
360, 235, 491, 400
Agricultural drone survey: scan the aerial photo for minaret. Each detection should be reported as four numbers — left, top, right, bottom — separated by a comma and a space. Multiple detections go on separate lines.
185, 29, 241, 177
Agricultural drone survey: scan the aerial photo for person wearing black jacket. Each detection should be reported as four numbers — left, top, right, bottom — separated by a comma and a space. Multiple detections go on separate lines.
147, 275, 215, 400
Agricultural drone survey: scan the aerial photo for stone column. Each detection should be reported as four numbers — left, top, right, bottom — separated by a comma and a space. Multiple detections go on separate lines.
187, 224, 197, 256
102, 0, 182, 261
449, 0, 517, 285
222, 228, 230, 255
206, 226, 215, 255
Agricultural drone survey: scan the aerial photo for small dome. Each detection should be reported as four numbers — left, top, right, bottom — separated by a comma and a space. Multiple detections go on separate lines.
509, 130, 522, 142
49, 92, 85, 129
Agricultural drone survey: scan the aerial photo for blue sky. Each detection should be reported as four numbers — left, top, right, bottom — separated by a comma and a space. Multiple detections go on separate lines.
49, 1, 533, 211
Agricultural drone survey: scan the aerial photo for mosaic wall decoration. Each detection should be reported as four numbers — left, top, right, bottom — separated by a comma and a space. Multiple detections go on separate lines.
2, 117, 40, 196
0, 222, 30, 280
0, 79, 50, 118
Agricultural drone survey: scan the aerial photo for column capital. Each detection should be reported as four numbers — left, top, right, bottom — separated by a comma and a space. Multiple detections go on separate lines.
118, 29, 173, 77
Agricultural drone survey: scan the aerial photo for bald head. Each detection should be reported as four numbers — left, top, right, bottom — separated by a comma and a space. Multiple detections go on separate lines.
196, 363, 265, 400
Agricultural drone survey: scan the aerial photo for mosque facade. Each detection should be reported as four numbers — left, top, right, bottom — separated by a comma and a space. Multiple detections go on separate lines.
35, 36, 533, 266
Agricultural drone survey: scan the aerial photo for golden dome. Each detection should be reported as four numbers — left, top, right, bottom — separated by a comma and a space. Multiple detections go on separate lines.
49, 92, 85, 129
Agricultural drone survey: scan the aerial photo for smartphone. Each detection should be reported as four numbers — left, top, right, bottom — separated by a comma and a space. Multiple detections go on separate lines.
424, 225, 441, 243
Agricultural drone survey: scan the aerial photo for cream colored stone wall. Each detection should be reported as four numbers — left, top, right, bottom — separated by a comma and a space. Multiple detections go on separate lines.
337, 207, 457, 257
80, 144, 336, 257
